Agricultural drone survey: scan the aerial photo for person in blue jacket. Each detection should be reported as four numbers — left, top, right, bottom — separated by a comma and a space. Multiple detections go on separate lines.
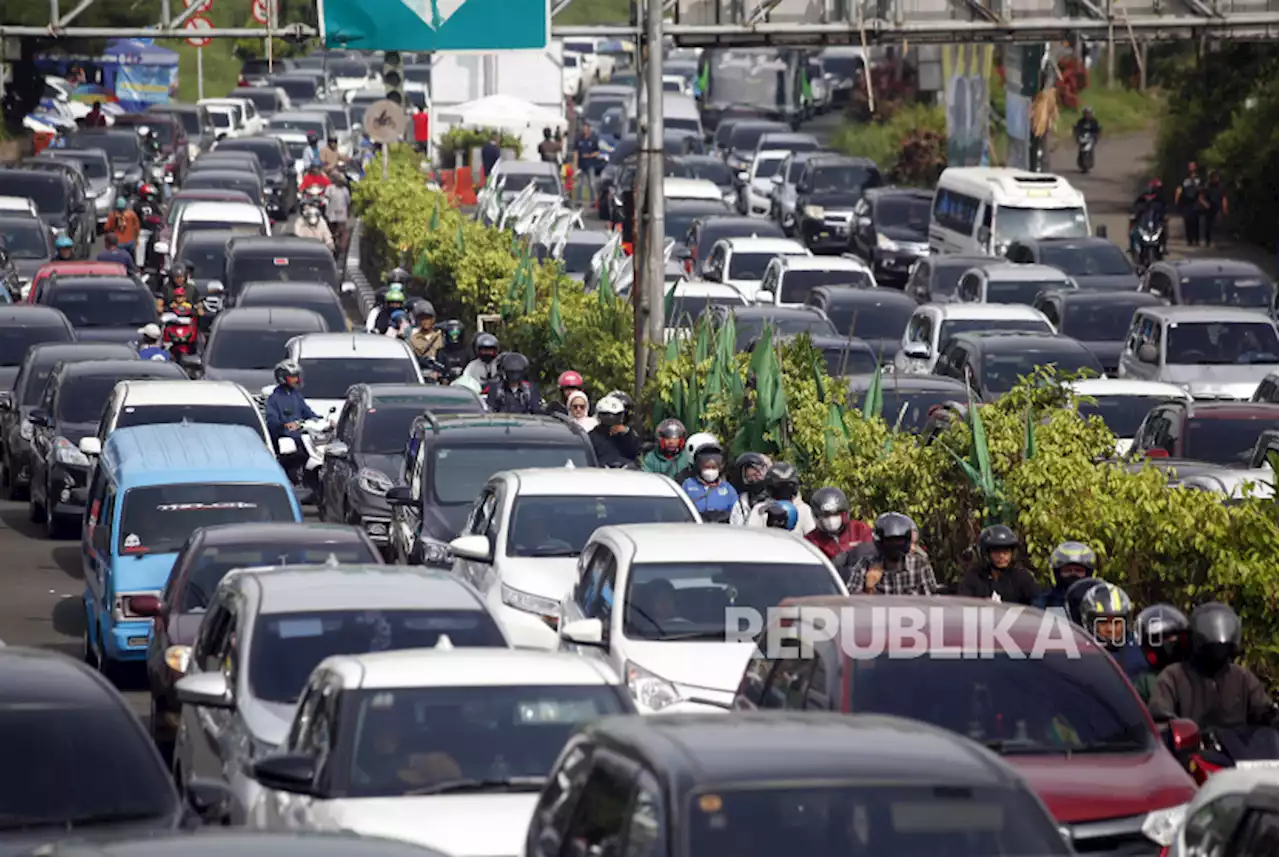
681, 441, 738, 523
266, 359, 318, 476
1079, 581, 1147, 682
135, 324, 170, 361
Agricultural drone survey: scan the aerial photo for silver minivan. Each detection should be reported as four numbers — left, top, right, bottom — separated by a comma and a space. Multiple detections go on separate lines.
1116, 305, 1280, 400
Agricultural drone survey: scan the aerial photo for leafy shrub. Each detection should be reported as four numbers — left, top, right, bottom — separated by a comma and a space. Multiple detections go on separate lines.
437, 127, 524, 165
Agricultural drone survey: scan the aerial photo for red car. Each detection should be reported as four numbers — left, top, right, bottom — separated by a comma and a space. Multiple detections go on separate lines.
1130, 401, 1280, 467
733, 595, 1198, 854
27, 260, 127, 304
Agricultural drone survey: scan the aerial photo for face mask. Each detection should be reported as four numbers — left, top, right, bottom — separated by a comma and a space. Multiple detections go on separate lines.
819, 515, 843, 534
700, 468, 720, 483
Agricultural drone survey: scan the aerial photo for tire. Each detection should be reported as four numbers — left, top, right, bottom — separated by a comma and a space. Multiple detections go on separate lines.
46, 506, 71, 540
28, 478, 45, 523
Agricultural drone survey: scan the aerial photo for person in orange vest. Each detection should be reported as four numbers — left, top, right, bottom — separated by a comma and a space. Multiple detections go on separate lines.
105, 197, 140, 253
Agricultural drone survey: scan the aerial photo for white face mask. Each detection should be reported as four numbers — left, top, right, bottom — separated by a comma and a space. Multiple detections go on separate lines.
700, 468, 720, 483
820, 514, 843, 534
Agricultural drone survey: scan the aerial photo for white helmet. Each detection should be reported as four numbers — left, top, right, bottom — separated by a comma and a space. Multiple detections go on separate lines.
138, 323, 161, 342
595, 394, 626, 426
685, 431, 719, 458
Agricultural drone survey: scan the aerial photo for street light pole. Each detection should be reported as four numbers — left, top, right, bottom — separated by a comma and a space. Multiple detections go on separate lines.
642, 0, 665, 382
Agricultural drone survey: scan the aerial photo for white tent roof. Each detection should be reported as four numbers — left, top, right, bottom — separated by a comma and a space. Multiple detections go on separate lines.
441, 94, 565, 132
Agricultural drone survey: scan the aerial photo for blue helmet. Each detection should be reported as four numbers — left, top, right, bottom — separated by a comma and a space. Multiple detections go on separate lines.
54, 234, 74, 249
765, 500, 799, 530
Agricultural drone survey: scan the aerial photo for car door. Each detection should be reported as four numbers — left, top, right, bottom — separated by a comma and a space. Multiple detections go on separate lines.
180, 593, 235, 783
1145, 268, 1174, 304
559, 751, 640, 857
905, 258, 932, 303
395, 436, 425, 561
29, 376, 57, 501
896, 310, 932, 373
280, 679, 341, 831
259, 678, 326, 830
1181, 793, 1247, 857
526, 739, 593, 857
1035, 295, 1062, 332
560, 544, 617, 667
322, 398, 358, 519
703, 241, 727, 281
84, 471, 115, 612
456, 485, 499, 594
757, 260, 781, 304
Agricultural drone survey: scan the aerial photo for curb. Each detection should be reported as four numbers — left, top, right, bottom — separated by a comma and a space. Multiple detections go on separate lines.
345, 219, 377, 320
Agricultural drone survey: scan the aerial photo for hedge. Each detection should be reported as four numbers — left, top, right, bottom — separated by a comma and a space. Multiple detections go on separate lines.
357, 145, 1279, 681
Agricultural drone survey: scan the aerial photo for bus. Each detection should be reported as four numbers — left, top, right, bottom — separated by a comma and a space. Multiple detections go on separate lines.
928, 167, 1094, 257
697, 48, 807, 137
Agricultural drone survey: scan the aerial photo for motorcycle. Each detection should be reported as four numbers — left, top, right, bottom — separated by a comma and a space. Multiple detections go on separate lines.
270, 415, 330, 505
418, 356, 462, 385
160, 311, 198, 359
301, 184, 328, 219
198, 281, 225, 334
1180, 725, 1279, 785
1132, 213, 1165, 272
1076, 132, 1096, 173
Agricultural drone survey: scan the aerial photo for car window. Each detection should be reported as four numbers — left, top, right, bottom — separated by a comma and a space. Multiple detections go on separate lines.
180, 541, 377, 611
506, 495, 694, 558
1182, 794, 1246, 857
759, 657, 815, 709
1166, 322, 1278, 366
206, 326, 307, 370
562, 756, 636, 856
431, 445, 591, 505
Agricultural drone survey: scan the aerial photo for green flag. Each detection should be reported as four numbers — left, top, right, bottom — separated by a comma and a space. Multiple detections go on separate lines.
1023, 405, 1037, 460
523, 265, 537, 315
663, 281, 677, 327
455, 219, 465, 253
548, 278, 566, 347
412, 251, 431, 279
429, 198, 440, 231
598, 262, 614, 307
860, 363, 883, 419
505, 259, 524, 302
824, 402, 847, 460
801, 70, 813, 102
696, 63, 709, 97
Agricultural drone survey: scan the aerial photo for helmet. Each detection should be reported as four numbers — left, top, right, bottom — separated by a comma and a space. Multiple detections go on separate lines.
274, 359, 302, 386
498, 352, 530, 384
734, 452, 772, 493
606, 390, 634, 423
388, 267, 411, 285
306, 131, 319, 144
413, 299, 436, 319
764, 461, 799, 500
1049, 541, 1096, 585
474, 332, 499, 360
138, 323, 161, 342
384, 286, 406, 304
693, 441, 725, 481
54, 234, 74, 249
1064, 578, 1105, 627
439, 320, 464, 346
655, 418, 686, 453
765, 500, 799, 530
811, 486, 849, 516
1188, 602, 1241, 674
1136, 604, 1190, 671
1082, 105, 1094, 116
168, 263, 190, 280
595, 394, 626, 426
685, 432, 718, 459
557, 370, 584, 390
135, 125, 150, 137
872, 512, 914, 560
978, 524, 1019, 561
139, 183, 158, 199
1078, 582, 1133, 650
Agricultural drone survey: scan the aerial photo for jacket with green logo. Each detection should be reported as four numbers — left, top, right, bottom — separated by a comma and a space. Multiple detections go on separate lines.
641, 449, 690, 479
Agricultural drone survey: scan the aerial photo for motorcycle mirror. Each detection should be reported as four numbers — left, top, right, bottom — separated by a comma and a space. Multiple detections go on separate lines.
161, 312, 178, 324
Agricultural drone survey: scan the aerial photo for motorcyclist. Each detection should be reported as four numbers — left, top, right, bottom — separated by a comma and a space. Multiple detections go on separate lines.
136, 323, 171, 361
1149, 602, 1276, 730
409, 301, 443, 360
299, 162, 332, 196
804, 487, 873, 559
293, 203, 335, 252
641, 418, 690, 479
462, 333, 502, 387
544, 370, 585, 417
1034, 541, 1096, 612
486, 353, 542, 414
957, 524, 1040, 604
105, 196, 140, 254
1078, 581, 1147, 682
674, 431, 719, 484
265, 359, 319, 478
162, 265, 198, 317
437, 319, 468, 373
1073, 107, 1100, 164
1129, 179, 1168, 258
365, 269, 411, 332
302, 131, 323, 170
588, 394, 641, 468
53, 233, 75, 261
1064, 577, 1105, 627
371, 286, 408, 336
680, 440, 738, 523
729, 452, 772, 525
746, 462, 815, 535
319, 134, 343, 174
137, 124, 160, 160
1132, 604, 1190, 703
842, 511, 939, 595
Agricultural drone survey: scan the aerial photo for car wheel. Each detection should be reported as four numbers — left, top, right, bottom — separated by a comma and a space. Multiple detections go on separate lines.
46, 501, 70, 540
28, 477, 45, 523
82, 608, 99, 669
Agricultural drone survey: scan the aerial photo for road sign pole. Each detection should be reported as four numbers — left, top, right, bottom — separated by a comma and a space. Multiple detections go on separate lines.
197, 45, 204, 99
641, 0, 665, 383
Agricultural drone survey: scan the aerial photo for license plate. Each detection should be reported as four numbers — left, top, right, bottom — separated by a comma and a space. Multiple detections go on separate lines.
1236, 760, 1280, 770
818, 232, 830, 239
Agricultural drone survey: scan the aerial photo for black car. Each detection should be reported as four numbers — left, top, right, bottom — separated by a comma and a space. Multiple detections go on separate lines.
321, 384, 486, 551
212, 136, 298, 219
803, 286, 915, 362
1141, 257, 1276, 308
1033, 288, 1162, 375
267, 74, 323, 105
606, 155, 694, 224
844, 373, 970, 432
386, 414, 597, 567
757, 332, 878, 379
147, 104, 217, 156
723, 120, 790, 175
63, 129, 147, 192
904, 253, 1007, 305
794, 155, 883, 253
933, 331, 1105, 402
190, 151, 267, 187
664, 200, 733, 260
0, 168, 93, 258
0, 214, 55, 291
29, 358, 188, 537
706, 304, 839, 352
849, 188, 932, 286
29, 832, 450, 857
0, 342, 135, 501
599, 136, 697, 216
39, 275, 158, 344
685, 215, 785, 278
530, 713, 1069, 857
1006, 236, 1139, 291
177, 229, 241, 293
181, 170, 265, 206
239, 56, 295, 87
224, 236, 340, 299
0, 305, 75, 390
39, 148, 116, 227
196, 307, 329, 390
237, 282, 348, 333
143, 522, 381, 756
677, 154, 736, 204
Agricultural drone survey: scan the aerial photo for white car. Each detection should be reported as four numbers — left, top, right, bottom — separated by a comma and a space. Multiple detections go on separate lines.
739, 148, 790, 218
1164, 766, 1277, 857
1173, 466, 1277, 500
1068, 378, 1193, 456
895, 302, 1056, 375
956, 262, 1078, 305
755, 254, 877, 307
170, 201, 271, 265
664, 280, 749, 339
562, 51, 585, 99
0, 195, 39, 219
203, 104, 243, 140
702, 236, 810, 300
79, 379, 270, 458
200, 97, 267, 135
491, 161, 563, 207
284, 332, 424, 418
247, 649, 628, 857
557, 523, 848, 713
450, 468, 700, 650
662, 177, 723, 205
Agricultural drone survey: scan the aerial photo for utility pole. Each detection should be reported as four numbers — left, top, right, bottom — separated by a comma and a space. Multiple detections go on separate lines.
632, 15, 650, 402
641, 0, 665, 382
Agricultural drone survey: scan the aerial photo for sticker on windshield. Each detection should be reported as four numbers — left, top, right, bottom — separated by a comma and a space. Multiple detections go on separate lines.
275, 617, 324, 638
273, 257, 289, 266
156, 501, 259, 512
123, 533, 142, 550
699, 794, 724, 813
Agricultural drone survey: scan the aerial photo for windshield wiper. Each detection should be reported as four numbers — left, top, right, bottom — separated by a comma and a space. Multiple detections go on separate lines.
982, 739, 1058, 755
1068, 741, 1146, 755
404, 776, 545, 796
529, 548, 579, 558
0, 808, 164, 831
655, 629, 727, 642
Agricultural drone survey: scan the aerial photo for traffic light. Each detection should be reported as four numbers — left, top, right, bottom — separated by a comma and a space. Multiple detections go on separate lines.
383, 51, 404, 106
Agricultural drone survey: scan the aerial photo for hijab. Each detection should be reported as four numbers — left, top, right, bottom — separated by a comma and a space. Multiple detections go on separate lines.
567, 389, 597, 431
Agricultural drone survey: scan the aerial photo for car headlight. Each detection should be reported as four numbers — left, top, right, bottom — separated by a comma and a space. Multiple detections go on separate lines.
357, 467, 393, 496
19, 420, 33, 441
1141, 803, 1188, 847
804, 205, 825, 219
625, 660, 681, 711
876, 233, 900, 251
418, 536, 453, 566
501, 583, 560, 618
153, 240, 169, 255
53, 437, 89, 466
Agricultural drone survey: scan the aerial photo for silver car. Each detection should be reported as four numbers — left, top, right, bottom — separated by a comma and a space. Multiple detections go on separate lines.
171, 564, 510, 815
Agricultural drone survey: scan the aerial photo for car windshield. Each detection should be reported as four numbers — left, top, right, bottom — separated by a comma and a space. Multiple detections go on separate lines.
3, 175, 65, 213
219, 141, 285, 169
729, 125, 784, 152
179, 244, 230, 280
820, 300, 913, 340
281, 138, 311, 159
330, 60, 369, 77
1180, 275, 1274, 308
183, 177, 263, 201
209, 112, 232, 130
299, 358, 417, 400
752, 156, 785, 178
667, 294, 744, 327
1038, 243, 1131, 277
54, 153, 109, 179
982, 348, 1099, 394
274, 80, 317, 101
501, 173, 560, 196
343, 684, 626, 799
734, 314, 837, 350
821, 346, 877, 378
938, 318, 1052, 343
729, 252, 793, 281
242, 60, 272, 75
432, 445, 591, 505
119, 483, 296, 555
1076, 395, 1173, 438
712, 54, 787, 109
1185, 417, 1272, 465
1166, 322, 1279, 365
507, 495, 693, 558
821, 53, 865, 79
0, 326, 69, 366
687, 783, 1068, 857
115, 403, 262, 438
236, 90, 280, 112
49, 288, 153, 328
624, 561, 839, 640
179, 541, 378, 611
781, 271, 873, 304
878, 197, 931, 231
67, 134, 138, 162
666, 207, 729, 242
686, 160, 733, 187
993, 206, 1089, 244
985, 279, 1072, 306
181, 223, 265, 246
1058, 301, 1146, 341
0, 221, 51, 258
879, 389, 965, 433
583, 97, 626, 123
240, 292, 343, 332
231, 255, 337, 288
809, 165, 881, 194
359, 404, 478, 454
145, 122, 175, 144
161, 111, 202, 136
0, 701, 175, 831
562, 240, 608, 273
268, 115, 323, 135
249, 609, 507, 704
207, 327, 305, 370
668, 118, 701, 137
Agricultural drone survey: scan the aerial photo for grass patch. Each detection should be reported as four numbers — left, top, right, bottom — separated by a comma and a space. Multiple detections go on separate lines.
1055, 86, 1164, 140
156, 2, 247, 103
831, 104, 946, 176
554, 0, 632, 25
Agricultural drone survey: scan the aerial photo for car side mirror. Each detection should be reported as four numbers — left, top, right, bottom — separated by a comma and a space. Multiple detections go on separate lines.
28, 409, 49, 427
903, 342, 931, 360
754, 291, 773, 304
324, 440, 349, 459
184, 777, 237, 827
175, 671, 234, 710
79, 436, 102, 456
770, 174, 783, 185
559, 617, 605, 647
385, 484, 413, 505
250, 753, 318, 796
1137, 343, 1158, 363
449, 534, 493, 562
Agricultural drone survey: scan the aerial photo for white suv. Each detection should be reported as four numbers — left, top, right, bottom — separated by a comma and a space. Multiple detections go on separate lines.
79, 379, 269, 458
284, 332, 425, 418
755, 254, 877, 307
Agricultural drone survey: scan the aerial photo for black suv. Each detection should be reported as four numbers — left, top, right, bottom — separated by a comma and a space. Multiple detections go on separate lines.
1006, 236, 1139, 291
0, 167, 94, 257
933, 331, 1104, 403
211, 137, 298, 219
794, 154, 883, 253
1031, 289, 1162, 374
849, 188, 932, 287
319, 384, 485, 554
386, 414, 597, 567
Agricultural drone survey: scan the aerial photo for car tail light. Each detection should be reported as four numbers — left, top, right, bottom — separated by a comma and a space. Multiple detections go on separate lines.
113, 591, 163, 621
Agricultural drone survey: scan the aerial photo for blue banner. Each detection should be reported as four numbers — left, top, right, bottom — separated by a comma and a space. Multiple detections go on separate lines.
115, 64, 177, 113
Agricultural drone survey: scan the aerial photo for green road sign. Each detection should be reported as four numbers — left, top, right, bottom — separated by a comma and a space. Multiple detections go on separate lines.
318, 0, 550, 52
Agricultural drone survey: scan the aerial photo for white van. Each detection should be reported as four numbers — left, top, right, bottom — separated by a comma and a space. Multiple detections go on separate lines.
928, 167, 1092, 257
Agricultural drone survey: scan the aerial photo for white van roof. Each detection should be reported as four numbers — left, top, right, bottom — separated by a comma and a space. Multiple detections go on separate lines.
937, 167, 1086, 210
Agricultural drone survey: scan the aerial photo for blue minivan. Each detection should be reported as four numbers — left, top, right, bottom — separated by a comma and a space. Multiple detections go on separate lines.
81, 423, 302, 676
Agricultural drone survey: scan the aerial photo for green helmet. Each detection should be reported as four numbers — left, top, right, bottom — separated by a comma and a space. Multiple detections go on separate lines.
385, 286, 406, 304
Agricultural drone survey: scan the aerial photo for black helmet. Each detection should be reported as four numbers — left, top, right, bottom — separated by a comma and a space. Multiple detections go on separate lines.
978, 524, 1019, 560
412, 299, 436, 319
1049, 541, 1097, 586
474, 332, 499, 359
387, 266, 411, 285
872, 512, 913, 560
1078, 581, 1133, 651
306, 130, 319, 144
765, 461, 799, 500
1064, 578, 1105, 627
439, 319, 464, 345
1188, 602, 1241, 673
499, 352, 529, 384
168, 262, 190, 280
274, 359, 301, 386
693, 440, 724, 467
811, 486, 849, 516
734, 452, 771, 492
1136, 604, 1190, 671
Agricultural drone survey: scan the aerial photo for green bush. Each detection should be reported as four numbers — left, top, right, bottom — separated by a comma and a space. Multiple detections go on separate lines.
831, 105, 947, 186
438, 128, 524, 165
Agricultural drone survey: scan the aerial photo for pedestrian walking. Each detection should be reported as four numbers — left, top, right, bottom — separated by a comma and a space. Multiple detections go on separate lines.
1174, 161, 1203, 247
573, 122, 601, 206
480, 132, 502, 180
1202, 170, 1227, 248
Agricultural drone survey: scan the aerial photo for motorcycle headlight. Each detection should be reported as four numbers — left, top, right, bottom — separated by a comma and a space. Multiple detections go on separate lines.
625, 661, 681, 712
803, 205, 825, 219
876, 233, 900, 251
19, 420, 33, 441
357, 467, 393, 496
418, 537, 453, 567
53, 437, 89, 466
501, 583, 560, 618
1140, 803, 1188, 847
